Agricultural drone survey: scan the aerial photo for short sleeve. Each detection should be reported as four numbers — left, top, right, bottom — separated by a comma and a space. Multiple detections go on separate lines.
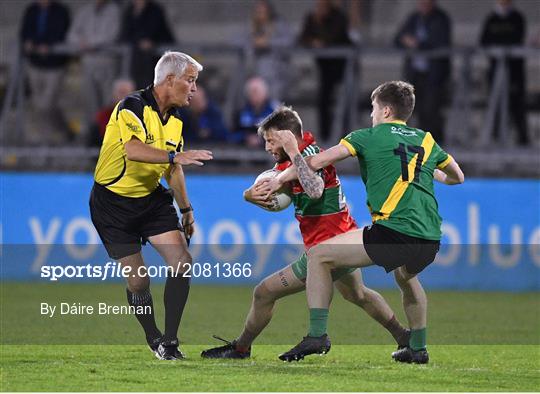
301, 145, 324, 178
116, 97, 146, 144
176, 135, 184, 152
431, 141, 452, 169
340, 129, 369, 157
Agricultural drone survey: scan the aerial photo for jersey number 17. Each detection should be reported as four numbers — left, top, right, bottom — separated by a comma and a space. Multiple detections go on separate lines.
393, 143, 425, 182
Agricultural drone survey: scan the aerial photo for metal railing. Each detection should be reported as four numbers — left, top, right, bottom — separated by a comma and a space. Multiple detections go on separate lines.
1, 43, 539, 175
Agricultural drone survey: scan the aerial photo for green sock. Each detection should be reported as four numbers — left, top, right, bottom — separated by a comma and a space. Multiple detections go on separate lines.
308, 308, 328, 337
409, 328, 427, 350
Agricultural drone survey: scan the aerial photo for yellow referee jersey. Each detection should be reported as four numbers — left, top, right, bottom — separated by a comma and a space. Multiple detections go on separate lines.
94, 85, 184, 197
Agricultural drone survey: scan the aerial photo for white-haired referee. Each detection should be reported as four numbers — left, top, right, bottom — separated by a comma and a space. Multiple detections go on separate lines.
90, 51, 213, 360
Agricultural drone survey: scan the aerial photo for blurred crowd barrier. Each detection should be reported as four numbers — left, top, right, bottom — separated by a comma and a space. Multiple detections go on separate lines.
1, 43, 539, 176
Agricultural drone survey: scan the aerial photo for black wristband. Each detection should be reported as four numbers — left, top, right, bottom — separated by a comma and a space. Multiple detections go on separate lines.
180, 205, 193, 214
168, 151, 176, 165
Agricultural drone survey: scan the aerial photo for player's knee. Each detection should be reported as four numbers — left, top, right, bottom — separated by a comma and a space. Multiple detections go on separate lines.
253, 282, 274, 303
394, 267, 416, 289
307, 245, 333, 267
307, 245, 324, 262
169, 251, 192, 274
128, 275, 150, 293
353, 286, 368, 305
342, 286, 367, 306
178, 249, 192, 266
181, 250, 193, 265
394, 267, 406, 284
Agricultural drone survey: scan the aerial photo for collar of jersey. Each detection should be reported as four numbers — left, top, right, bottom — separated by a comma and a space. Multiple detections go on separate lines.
298, 131, 316, 152
142, 84, 176, 125
383, 120, 407, 125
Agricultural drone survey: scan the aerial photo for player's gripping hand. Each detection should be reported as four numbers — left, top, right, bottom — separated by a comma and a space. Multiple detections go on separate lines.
174, 150, 213, 166
273, 130, 299, 155
243, 181, 274, 209
258, 177, 283, 200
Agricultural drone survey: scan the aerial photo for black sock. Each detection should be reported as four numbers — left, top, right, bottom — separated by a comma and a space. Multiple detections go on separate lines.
126, 288, 161, 342
163, 274, 190, 343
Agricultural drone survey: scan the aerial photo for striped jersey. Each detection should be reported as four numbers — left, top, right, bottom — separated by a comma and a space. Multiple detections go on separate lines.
275, 132, 357, 248
340, 121, 452, 240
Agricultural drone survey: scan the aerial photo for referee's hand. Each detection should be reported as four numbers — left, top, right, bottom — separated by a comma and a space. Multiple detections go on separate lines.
174, 150, 213, 166
182, 211, 195, 240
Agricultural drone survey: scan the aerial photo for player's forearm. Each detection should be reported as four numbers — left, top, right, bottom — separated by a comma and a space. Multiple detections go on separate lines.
443, 174, 464, 185
434, 169, 463, 185
276, 165, 298, 183
307, 145, 350, 171
292, 153, 324, 199
435, 160, 465, 185
281, 143, 323, 199
166, 165, 191, 208
433, 169, 446, 183
124, 139, 169, 164
306, 154, 327, 171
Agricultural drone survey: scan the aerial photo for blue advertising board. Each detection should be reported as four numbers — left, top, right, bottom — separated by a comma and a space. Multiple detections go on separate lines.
1, 173, 539, 290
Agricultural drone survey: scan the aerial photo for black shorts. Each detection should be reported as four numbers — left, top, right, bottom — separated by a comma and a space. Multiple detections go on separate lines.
89, 182, 181, 259
363, 223, 440, 274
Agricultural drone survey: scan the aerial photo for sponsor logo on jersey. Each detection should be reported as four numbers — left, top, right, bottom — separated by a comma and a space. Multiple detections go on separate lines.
391, 126, 417, 136
145, 133, 155, 144
126, 123, 141, 133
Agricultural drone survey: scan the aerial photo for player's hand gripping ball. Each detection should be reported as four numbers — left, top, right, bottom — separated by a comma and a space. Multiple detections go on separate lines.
254, 169, 292, 212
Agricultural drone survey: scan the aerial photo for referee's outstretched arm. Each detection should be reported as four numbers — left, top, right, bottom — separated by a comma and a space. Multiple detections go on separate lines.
124, 137, 212, 166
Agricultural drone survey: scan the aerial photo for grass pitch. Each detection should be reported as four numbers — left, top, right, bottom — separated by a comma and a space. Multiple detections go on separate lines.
2, 345, 539, 391
1, 283, 539, 391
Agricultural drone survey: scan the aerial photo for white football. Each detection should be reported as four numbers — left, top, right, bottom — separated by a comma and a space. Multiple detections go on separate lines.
254, 169, 292, 212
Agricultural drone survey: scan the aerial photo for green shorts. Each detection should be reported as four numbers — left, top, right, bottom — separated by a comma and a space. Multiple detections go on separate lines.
291, 252, 357, 282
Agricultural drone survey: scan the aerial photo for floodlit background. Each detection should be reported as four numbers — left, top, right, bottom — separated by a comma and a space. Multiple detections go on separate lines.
0, 1, 539, 391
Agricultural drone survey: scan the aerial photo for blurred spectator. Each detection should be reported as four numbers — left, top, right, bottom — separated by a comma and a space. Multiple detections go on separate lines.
299, 0, 352, 142
90, 78, 135, 146
119, 0, 174, 89
480, 0, 528, 145
238, 0, 292, 101
394, 0, 451, 144
232, 76, 278, 147
67, 0, 120, 123
348, 0, 373, 46
20, 0, 70, 139
531, 28, 540, 47
177, 85, 229, 143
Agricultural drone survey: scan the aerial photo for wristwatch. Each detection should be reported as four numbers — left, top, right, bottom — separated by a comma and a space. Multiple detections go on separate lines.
168, 150, 176, 165
180, 204, 193, 214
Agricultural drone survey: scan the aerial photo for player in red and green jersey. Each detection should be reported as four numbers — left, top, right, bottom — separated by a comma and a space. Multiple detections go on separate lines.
275, 132, 356, 248
201, 106, 410, 360
271, 81, 464, 364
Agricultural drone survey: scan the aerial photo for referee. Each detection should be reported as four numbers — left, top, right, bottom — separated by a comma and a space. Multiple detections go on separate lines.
90, 51, 212, 360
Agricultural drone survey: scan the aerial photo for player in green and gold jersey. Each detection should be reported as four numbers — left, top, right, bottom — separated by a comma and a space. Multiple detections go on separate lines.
269, 81, 464, 363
